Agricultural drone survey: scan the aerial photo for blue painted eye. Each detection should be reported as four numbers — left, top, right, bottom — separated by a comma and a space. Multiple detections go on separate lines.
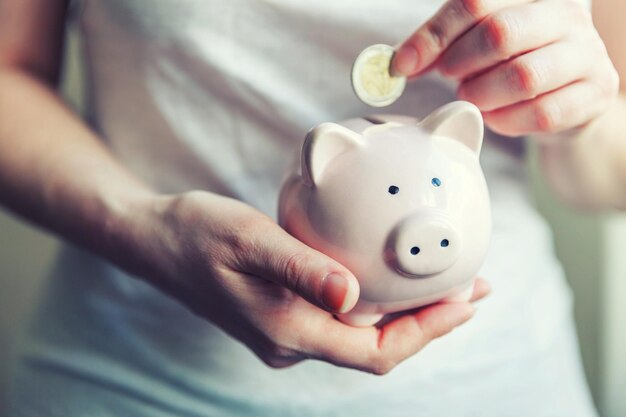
388, 185, 399, 195
431, 177, 442, 187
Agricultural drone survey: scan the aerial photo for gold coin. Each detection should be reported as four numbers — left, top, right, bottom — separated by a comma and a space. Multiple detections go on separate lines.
351, 44, 406, 107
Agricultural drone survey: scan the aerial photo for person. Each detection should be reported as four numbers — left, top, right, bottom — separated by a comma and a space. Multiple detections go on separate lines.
2, 0, 624, 415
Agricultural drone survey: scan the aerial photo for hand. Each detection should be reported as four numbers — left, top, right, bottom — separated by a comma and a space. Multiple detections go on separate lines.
392, 0, 620, 137
124, 191, 489, 374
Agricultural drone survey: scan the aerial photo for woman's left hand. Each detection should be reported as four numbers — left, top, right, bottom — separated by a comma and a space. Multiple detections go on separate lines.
392, 0, 620, 137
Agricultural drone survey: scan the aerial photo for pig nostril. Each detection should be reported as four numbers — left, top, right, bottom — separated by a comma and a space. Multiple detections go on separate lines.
410, 246, 420, 255
440, 239, 449, 247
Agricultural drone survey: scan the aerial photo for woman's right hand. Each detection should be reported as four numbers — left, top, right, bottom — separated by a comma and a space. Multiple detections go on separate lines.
116, 190, 489, 374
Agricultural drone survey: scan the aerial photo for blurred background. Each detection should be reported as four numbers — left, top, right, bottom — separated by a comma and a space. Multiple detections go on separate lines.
1, 24, 625, 416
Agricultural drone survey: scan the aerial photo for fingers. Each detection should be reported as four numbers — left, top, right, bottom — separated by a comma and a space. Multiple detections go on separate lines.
482, 80, 613, 136
390, 0, 614, 137
236, 225, 360, 314
438, 1, 580, 81
256, 278, 490, 373
392, 0, 531, 77
458, 40, 590, 111
375, 302, 475, 370
303, 301, 476, 375
469, 277, 491, 302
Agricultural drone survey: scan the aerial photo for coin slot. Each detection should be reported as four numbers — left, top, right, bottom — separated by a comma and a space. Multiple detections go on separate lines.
363, 116, 387, 125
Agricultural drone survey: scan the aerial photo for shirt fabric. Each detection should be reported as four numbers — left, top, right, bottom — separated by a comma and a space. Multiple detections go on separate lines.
8, 1, 598, 416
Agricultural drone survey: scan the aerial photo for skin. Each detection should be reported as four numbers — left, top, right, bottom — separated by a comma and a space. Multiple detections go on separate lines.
392, 0, 626, 209
0, 0, 622, 376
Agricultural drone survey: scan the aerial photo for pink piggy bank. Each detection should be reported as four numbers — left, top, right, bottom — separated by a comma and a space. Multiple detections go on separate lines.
278, 101, 491, 327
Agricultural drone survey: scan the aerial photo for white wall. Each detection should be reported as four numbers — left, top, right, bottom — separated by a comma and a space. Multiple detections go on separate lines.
601, 217, 626, 416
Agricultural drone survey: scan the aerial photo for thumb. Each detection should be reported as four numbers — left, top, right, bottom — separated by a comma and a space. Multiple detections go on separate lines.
242, 228, 360, 314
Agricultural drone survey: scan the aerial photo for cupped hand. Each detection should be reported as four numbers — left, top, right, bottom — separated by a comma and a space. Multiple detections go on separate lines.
128, 191, 489, 374
392, 0, 619, 136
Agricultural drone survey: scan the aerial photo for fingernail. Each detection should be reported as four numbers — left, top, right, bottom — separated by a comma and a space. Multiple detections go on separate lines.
392, 44, 419, 76
321, 273, 350, 313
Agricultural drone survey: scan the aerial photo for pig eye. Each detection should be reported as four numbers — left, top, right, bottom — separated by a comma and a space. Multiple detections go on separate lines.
431, 177, 442, 187
388, 185, 400, 195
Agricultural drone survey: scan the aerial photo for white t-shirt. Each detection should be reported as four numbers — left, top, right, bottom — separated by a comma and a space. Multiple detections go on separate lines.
9, 1, 598, 416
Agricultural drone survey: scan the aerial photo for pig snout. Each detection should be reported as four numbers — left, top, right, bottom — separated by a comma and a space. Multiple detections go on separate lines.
386, 212, 461, 277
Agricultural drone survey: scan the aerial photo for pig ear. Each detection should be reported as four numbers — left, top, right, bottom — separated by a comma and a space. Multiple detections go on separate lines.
419, 101, 484, 155
301, 123, 363, 187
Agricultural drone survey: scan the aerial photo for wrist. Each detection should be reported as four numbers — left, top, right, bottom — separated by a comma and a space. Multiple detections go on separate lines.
92, 186, 164, 277
103, 190, 232, 302
534, 96, 626, 210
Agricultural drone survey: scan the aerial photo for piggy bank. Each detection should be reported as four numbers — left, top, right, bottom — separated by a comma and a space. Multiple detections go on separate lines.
278, 101, 491, 327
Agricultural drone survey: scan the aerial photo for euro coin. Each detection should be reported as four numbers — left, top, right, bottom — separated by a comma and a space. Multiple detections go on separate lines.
351, 44, 406, 107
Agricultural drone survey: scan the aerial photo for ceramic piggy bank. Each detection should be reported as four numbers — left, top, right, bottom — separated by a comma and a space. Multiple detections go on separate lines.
278, 101, 491, 327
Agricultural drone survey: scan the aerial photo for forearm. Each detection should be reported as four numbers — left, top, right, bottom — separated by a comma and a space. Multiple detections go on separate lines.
536, 93, 626, 210
0, 67, 156, 268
